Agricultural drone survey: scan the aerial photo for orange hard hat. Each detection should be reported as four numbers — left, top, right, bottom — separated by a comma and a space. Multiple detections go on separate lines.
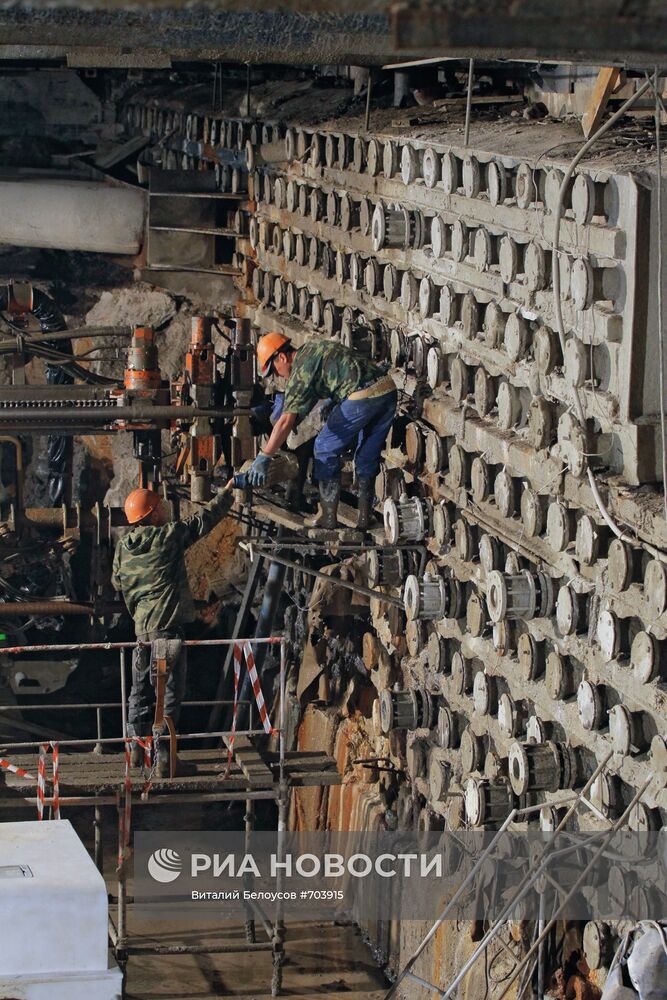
124, 488, 161, 525
256, 332, 291, 376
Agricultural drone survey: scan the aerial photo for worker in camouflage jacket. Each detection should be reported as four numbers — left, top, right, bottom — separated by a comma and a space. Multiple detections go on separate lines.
112, 483, 233, 776
249, 334, 397, 530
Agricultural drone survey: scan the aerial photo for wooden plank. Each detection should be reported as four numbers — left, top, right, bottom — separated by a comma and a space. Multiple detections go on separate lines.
253, 497, 360, 531
582, 66, 622, 138
252, 500, 305, 531
223, 734, 275, 787
94, 134, 150, 170
0, 746, 340, 796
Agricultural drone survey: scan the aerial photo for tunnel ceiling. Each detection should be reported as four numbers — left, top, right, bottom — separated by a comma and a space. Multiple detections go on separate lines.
1, 1, 667, 67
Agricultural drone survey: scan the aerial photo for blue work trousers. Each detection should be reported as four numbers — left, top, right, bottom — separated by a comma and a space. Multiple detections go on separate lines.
313, 390, 397, 482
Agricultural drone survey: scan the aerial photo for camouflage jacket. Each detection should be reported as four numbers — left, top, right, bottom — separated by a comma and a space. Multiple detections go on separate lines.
111, 490, 232, 636
283, 340, 385, 417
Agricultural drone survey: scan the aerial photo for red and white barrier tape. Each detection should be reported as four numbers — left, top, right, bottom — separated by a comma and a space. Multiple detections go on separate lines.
223, 641, 275, 779
135, 735, 154, 801
0, 757, 35, 781
222, 642, 243, 778
117, 734, 157, 869
37, 742, 60, 821
242, 641, 275, 736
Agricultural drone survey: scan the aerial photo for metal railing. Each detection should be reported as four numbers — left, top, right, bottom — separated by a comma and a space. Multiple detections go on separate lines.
0, 635, 290, 997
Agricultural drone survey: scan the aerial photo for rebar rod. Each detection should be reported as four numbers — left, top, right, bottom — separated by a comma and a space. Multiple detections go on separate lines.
496, 777, 653, 1000
464, 58, 474, 146
437, 752, 614, 1000
245, 543, 405, 608
365, 71, 373, 132
383, 809, 518, 999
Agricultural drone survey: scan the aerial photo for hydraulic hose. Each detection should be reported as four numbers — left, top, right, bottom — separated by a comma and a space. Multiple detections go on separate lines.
29, 288, 71, 504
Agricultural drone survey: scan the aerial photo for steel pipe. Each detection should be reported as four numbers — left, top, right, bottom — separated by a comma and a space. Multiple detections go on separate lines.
0, 326, 132, 351
0, 405, 248, 422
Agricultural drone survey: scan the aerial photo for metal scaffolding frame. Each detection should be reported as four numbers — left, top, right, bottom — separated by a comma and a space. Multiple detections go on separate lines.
0, 635, 334, 998
384, 751, 654, 1000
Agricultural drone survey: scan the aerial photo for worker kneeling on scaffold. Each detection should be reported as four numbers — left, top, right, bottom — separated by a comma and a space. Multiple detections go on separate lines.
112, 483, 234, 777
249, 333, 397, 530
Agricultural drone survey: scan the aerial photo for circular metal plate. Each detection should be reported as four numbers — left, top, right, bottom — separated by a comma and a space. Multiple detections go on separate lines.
431, 216, 449, 259
462, 155, 481, 198
487, 160, 507, 206
545, 650, 570, 700
499, 236, 519, 284
473, 227, 493, 270
451, 220, 469, 262
577, 679, 604, 731
521, 488, 546, 538
433, 502, 453, 547
572, 173, 595, 225
400, 271, 419, 311
576, 514, 600, 566
497, 381, 522, 429
401, 144, 420, 185
571, 257, 594, 310
382, 140, 398, 178
534, 326, 561, 375
367, 138, 382, 176
514, 163, 533, 209
441, 151, 459, 193
631, 630, 660, 684
483, 302, 506, 348
439, 283, 457, 324
644, 559, 667, 618
504, 312, 530, 362
524, 241, 548, 291
423, 147, 441, 189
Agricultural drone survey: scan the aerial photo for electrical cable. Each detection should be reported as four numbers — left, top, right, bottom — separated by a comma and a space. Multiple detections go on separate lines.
29, 288, 72, 504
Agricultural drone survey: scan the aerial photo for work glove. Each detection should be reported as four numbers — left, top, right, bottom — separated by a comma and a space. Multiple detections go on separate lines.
247, 451, 273, 487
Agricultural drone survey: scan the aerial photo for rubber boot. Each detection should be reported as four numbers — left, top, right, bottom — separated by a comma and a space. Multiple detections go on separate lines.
356, 477, 376, 531
130, 742, 143, 769
155, 740, 195, 778
307, 479, 341, 529
156, 740, 171, 778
